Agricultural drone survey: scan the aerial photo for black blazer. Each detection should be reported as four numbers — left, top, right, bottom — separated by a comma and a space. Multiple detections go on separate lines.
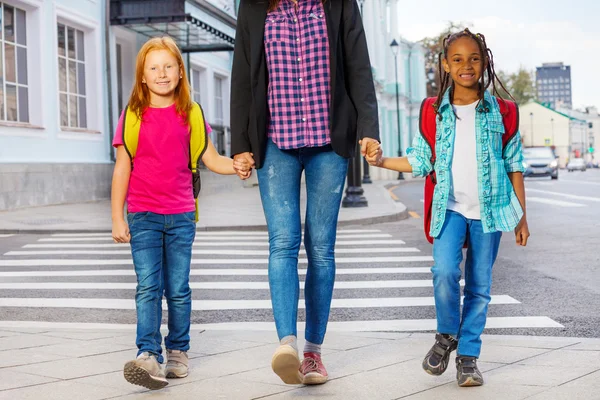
230, 0, 380, 169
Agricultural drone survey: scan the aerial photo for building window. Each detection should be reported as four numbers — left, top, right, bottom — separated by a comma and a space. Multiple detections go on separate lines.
191, 68, 202, 105
214, 76, 223, 126
57, 23, 87, 128
1, 3, 28, 122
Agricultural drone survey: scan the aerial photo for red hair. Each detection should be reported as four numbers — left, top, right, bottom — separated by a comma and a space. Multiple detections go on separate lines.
128, 36, 192, 122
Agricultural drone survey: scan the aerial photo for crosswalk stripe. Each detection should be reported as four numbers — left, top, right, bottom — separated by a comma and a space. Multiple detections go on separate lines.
0, 256, 434, 266
0, 234, 15, 238
0, 280, 464, 290
38, 234, 393, 242
526, 188, 600, 202
0, 316, 564, 331
527, 197, 586, 208
559, 179, 600, 186
0, 267, 433, 277
0, 295, 518, 310
5, 247, 421, 256
23, 239, 407, 248
50, 230, 382, 238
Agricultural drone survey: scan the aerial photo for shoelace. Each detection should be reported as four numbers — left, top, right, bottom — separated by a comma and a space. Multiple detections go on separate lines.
302, 357, 320, 372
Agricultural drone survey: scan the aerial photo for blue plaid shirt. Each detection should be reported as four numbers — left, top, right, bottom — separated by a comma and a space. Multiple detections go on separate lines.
407, 90, 525, 237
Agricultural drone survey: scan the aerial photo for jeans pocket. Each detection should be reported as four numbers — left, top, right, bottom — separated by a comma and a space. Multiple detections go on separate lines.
181, 211, 197, 223
127, 212, 150, 228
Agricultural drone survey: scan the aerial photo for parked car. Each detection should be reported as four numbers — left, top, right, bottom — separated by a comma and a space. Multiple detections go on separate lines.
567, 158, 587, 172
522, 147, 559, 180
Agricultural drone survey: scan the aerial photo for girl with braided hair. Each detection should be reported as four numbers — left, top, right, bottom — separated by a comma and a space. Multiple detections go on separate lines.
363, 28, 530, 386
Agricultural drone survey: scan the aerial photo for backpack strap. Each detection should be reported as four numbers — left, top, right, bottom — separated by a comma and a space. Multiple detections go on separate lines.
497, 98, 520, 148
419, 97, 438, 180
122, 105, 141, 166
188, 102, 209, 222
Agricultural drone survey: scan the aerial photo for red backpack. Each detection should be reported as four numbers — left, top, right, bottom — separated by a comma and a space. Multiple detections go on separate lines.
419, 96, 519, 244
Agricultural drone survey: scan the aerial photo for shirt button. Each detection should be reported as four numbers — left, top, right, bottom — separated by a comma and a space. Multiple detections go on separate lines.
297, 57, 301, 62
302, 118, 307, 122
299, 78, 303, 82
294, 18, 297, 22
296, 38, 300, 42
301, 98, 305, 102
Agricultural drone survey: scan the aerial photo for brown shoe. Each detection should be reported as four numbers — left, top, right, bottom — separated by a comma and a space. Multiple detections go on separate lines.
123, 352, 168, 390
166, 349, 189, 378
271, 344, 303, 384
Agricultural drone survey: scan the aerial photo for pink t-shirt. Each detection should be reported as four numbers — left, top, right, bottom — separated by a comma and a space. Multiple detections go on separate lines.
113, 104, 212, 214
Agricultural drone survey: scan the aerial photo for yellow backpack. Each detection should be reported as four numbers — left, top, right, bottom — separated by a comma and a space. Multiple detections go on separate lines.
122, 102, 208, 222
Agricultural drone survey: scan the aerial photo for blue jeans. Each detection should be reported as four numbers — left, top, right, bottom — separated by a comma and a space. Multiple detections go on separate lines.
127, 211, 196, 363
257, 140, 348, 345
432, 210, 502, 358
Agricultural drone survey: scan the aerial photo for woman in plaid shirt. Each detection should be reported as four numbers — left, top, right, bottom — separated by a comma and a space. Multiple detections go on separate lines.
365, 29, 530, 387
230, 0, 380, 386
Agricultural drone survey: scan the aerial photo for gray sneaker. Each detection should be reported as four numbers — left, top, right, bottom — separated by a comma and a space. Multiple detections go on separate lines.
166, 349, 189, 378
422, 333, 458, 376
456, 356, 484, 387
123, 352, 168, 390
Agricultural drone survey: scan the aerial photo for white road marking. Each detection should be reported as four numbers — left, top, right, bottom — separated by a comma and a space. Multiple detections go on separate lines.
0, 317, 564, 331
0, 267, 433, 277
0, 256, 434, 266
526, 197, 586, 208
0, 295, 519, 310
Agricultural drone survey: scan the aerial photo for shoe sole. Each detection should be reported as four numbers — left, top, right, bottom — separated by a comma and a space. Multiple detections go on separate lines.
271, 347, 303, 385
124, 362, 169, 390
303, 372, 328, 385
166, 370, 188, 379
458, 376, 484, 387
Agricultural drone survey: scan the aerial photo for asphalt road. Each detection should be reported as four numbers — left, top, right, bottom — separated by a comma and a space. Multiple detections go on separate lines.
0, 169, 598, 338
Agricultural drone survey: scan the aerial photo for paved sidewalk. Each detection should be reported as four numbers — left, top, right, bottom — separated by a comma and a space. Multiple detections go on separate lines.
0, 177, 407, 233
0, 324, 597, 400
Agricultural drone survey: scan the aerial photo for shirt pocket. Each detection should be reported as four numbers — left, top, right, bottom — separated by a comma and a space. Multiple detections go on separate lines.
488, 121, 505, 159
264, 15, 292, 44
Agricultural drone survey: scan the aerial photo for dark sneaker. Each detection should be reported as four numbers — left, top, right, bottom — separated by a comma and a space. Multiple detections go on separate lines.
422, 333, 458, 375
456, 356, 484, 387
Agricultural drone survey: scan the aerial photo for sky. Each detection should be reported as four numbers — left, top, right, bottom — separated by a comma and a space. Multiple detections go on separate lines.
396, 0, 600, 110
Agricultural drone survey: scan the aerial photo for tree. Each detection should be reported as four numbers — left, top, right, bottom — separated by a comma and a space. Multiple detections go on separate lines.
421, 22, 472, 97
497, 67, 536, 105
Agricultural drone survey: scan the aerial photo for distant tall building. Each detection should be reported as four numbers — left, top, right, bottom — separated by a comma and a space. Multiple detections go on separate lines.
536, 62, 572, 109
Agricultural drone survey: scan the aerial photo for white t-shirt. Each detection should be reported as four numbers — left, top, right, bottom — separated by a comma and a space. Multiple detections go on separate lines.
447, 101, 481, 220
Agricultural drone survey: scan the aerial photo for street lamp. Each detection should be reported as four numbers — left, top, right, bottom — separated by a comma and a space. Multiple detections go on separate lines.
529, 112, 534, 147
390, 39, 403, 180
342, 0, 368, 208
550, 118, 555, 147
358, 0, 371, 184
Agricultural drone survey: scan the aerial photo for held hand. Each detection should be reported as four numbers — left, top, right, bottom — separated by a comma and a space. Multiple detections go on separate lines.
360, 140, 383, 167
233, 152, 255, 180
359, 137, 379, 157
112, 218, 131, 243
514, 218, 530, 247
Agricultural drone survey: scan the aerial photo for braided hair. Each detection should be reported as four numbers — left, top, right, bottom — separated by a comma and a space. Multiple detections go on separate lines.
434, 28, 514, 119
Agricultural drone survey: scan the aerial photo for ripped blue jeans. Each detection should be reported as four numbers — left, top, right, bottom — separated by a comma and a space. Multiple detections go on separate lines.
257, 140, 348, 345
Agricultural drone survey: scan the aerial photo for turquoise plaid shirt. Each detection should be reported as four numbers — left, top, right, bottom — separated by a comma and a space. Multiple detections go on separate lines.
407, 90, 525, 238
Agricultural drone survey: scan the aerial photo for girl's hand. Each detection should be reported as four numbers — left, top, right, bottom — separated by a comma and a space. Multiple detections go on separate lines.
233, 155, 252, 180
514, 218, 530, 247
361, 140, 383, 166
112, 218, 131, 243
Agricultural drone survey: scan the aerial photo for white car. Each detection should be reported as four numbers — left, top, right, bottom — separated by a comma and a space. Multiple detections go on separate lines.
567, 158, 587, 172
